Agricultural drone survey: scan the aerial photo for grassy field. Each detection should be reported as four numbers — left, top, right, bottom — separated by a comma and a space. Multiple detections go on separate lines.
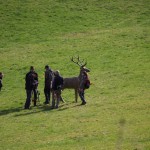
0, 0, 150, 149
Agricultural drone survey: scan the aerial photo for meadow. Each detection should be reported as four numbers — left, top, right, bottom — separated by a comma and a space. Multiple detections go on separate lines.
0, 0, 150, 149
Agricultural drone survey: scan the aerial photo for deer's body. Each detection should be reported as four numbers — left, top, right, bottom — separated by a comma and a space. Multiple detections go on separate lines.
62, 56, 90, 102
62, 77, 79, 102
63, 77, 79, 89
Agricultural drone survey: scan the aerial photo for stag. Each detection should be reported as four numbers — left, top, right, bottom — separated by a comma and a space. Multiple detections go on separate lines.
62, 56, 90, 102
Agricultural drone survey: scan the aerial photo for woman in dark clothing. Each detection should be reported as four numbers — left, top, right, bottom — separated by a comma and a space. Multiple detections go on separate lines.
52, 70, 63, 109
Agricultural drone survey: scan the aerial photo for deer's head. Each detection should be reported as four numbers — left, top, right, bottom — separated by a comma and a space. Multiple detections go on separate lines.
71, 56, 90, 78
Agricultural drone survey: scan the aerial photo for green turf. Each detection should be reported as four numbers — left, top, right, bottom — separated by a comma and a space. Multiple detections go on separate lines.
0, 0, 150, 149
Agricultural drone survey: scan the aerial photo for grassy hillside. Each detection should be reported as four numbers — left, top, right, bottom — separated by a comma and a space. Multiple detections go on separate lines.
0, 0, 150, 150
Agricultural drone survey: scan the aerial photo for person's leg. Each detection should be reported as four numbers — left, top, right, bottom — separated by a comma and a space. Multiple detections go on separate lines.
51, 91, 55, 108
33, 88, 37, 106
47, 89, 51, 103
44, 88, 49, 104
79, 91, 86, 105
33, 89, 37, 100
56, 90, 61, 108
24, 90, 32, 109
44, 88, 47, 103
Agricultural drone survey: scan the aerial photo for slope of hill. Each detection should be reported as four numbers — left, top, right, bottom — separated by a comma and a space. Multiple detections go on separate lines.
0, 0, 149, 149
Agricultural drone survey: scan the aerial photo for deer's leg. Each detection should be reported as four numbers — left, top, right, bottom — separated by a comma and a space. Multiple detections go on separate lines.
75, 89, 78, 103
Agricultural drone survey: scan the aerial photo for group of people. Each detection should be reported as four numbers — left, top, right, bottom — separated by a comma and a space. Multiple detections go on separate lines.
24, 65, 64, 109
1, 65, 90, 109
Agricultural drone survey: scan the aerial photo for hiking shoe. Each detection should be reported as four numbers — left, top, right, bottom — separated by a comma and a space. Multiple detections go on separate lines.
81, 101, 86, 105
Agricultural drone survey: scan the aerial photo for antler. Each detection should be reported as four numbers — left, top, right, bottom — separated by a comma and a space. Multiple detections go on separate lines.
71, 56, 87, 67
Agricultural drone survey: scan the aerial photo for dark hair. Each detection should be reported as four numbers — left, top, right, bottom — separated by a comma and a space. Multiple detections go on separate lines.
30, 66, 34, 70
45, 65, 49, 69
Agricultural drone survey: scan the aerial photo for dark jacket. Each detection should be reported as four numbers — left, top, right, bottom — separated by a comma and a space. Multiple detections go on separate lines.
79, 73, 88, 90
52, 75, 63, 91
25, 71, 35, 90
45, 69, 53, 89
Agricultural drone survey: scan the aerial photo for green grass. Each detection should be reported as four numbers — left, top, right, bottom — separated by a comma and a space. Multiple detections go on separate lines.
0, 0, 150, 149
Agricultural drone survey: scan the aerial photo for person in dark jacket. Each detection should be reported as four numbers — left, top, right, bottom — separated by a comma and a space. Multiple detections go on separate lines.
0, 72, 4, 91
78, 71, 88, 105
52, 70, 63, 109
24, 66, 36, 109
44, 65, 53, 104
32, 69, 38, 106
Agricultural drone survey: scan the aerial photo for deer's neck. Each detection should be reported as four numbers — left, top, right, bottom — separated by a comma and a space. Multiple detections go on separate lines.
78, 70, 83, 81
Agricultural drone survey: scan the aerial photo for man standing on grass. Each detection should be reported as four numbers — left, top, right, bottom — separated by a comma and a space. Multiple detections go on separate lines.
24, 66, 36, 109
44, 65, 53, 105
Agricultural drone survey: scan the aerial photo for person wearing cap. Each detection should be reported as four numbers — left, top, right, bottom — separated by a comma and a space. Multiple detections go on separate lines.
51, 70, 63, 109
24, 66, 38, 109
0, 72, 4, 91
44, 65, 53, 104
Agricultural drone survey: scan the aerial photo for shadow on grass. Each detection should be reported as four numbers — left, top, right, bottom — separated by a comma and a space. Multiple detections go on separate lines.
13, 104, 55, 117
0, 102, 83, 117
0, 103, 51, 117
0, 106, 23, 116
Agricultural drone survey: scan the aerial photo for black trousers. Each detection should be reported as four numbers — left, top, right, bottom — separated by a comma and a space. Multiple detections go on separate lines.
52, 89, 61, 108
79, 90, 86, 103
24, 90, 32, 109
44, 88, 51, 104
32, 88, 38, 106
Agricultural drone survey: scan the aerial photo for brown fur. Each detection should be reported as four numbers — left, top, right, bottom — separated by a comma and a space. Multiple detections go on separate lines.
62, 67, 90, 102
61, 56, 90, 102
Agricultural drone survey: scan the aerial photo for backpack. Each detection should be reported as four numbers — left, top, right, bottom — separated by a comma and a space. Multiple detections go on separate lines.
84, 79, 91, 89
